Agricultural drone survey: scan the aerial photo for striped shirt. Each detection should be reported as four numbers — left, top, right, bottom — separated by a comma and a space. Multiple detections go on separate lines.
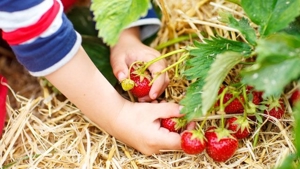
0, 0, 160, 77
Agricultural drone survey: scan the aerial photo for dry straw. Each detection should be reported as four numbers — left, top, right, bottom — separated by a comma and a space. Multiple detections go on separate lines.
0, 0, 295, 168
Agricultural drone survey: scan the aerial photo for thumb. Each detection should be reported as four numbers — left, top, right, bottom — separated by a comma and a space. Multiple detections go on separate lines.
110, 58, 129, 82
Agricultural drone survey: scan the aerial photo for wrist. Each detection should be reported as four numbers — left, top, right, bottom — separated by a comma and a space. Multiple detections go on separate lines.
116, 27, 141, 45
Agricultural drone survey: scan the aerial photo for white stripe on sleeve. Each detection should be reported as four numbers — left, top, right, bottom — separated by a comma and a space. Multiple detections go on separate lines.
0, 0, 53, 32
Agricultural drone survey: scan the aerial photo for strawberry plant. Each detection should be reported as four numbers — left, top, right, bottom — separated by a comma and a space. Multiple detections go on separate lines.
90, 0, 300, 166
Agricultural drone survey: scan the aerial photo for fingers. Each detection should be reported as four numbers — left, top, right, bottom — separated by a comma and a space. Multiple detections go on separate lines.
150, 102, 184, 119
110, 56, 129, 82
147, 59, 169, 100
156, 128, 182, 151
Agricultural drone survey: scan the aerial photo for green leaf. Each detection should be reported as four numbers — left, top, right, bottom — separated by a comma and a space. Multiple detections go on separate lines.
180, 80, 205, 121
201, 52, 244, 114
180, 37, 251, 119
241, 0, 300, 37
81, 36, 117, 85
241, 33, 300, 97
90, 0, 149, 46
275, 153, 298, 169
219, 12, 257, 45
281, 15, 300, 37
293, 102, 300, 158
190, 37, 252, 60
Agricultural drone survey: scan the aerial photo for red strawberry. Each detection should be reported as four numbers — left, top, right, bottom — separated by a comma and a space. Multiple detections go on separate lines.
215, 86, 244, 114
161, 117, 187, 133
0, 75, 7, 138
290, 89, 300, 107
264, 98, 285, 120
205, 126, 238, 162
226, 116, 251, 139
129, 62, 152, 98
181, 130, 206, 155
246, 86, 263, 105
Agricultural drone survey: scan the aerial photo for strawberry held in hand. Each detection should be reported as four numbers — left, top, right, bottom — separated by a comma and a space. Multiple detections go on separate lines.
226, 116, 251, 139
205, 126, 238, 162
181, 130, 206, 155
161, 117, 187, 133
121, 62, 152, 98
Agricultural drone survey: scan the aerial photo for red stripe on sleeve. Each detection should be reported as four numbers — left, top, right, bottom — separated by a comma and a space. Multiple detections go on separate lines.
2, 0, 60, 45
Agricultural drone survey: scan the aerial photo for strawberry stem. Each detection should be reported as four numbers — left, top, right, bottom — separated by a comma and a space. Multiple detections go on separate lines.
141, 48, 187, 73
128, 61, 144, 79
154, 34, 198, 50
219, 87, 229, 129
241, 85, 248, 119
149, 53, 189, 85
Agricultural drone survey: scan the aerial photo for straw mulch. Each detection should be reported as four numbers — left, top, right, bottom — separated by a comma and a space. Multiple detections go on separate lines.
0, 0, 295, 168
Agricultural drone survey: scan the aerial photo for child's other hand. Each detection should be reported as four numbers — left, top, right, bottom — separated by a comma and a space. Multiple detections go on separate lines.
109, 101, 183, 155
110, 27, 169, 102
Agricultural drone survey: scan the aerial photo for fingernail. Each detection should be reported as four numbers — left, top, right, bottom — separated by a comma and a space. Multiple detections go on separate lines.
179, 106, 184, 111
151, 93, 157, 99
118, 72, 126, 81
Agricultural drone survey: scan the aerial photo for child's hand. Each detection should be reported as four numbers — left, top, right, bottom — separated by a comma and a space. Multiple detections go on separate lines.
110, 27, 169, 102
109, 101, 183, 155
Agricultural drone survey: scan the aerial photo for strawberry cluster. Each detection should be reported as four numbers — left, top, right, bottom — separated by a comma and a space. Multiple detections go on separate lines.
160, 84, 294, 162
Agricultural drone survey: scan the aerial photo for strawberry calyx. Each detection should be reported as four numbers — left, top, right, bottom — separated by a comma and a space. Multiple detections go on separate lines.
129, 62, 152, 83
190, 129, 206, 144
227, 116, 251, 133
263, 96, 284, 112
174, 117, 188, 131
207, 126, 236, 141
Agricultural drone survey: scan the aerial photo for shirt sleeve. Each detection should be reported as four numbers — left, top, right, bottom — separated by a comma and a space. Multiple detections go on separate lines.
126, 4, 161, 40
0, 0, 81, 77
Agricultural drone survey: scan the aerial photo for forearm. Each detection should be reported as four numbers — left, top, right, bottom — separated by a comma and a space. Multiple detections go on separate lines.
45, 46, 126, 132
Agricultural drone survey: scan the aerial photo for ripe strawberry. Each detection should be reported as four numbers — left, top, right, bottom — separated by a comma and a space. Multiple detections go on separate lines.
205, 126, 238, 162
0, 75, 7, 138
181, 130, 206, 155
215, 86, 244, 114
226, 116, 251, 139
161, 117, 187, 133
246, 86, 263, 105
264, 98, 285, 120
290, 89, 300, 107
129, 63, 152, 98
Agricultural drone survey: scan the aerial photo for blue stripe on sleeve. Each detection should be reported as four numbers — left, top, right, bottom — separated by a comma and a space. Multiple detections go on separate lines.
11, 14, 78, 72
140, 7, 158, 20
0, 0, 43, 12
